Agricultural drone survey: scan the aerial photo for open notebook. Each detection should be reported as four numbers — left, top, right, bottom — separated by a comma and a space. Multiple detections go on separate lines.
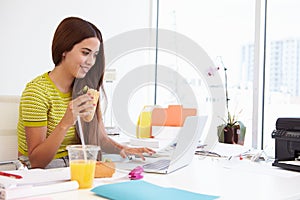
113, 116, 207, 174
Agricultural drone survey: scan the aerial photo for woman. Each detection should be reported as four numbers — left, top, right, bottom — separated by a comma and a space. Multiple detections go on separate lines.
17, 16, 155, 169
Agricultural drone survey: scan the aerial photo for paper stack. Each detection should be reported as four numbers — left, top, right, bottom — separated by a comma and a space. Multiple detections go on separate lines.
130, 138, 159, 148
0, 167, 78, 200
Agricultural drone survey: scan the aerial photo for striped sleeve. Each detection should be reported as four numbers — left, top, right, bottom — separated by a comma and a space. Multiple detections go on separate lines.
21, 82, 48, 127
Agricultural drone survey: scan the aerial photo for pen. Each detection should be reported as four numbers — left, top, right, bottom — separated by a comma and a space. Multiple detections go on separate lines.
195, 150, 221, 157
107, 133, 120, 136
0, 171, 23, 179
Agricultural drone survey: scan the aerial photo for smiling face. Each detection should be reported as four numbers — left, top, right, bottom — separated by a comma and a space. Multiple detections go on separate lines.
63, 37, 100, 79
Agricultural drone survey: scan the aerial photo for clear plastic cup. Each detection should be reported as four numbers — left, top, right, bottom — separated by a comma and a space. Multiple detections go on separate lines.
67, 145, 100, 189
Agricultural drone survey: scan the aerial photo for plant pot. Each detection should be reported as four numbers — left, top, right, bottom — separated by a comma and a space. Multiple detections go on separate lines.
217, 122, 246, 145
224, 126, 239, 144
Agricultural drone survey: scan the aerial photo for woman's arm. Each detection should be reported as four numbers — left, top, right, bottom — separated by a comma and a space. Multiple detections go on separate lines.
96, 111, 155, 160
25, 123, 70, 168
26, 94, 94, 168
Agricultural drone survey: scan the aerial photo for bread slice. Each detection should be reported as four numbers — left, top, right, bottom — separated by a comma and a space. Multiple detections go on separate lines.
82, 88, 100, 122
94, 161, 116, 178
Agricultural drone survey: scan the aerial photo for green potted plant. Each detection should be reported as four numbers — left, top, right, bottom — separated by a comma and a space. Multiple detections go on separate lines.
216, 57, 246, 145
218, 110, 246, 145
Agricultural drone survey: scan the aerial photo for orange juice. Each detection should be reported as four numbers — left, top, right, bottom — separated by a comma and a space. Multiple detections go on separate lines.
70, 160, 96, 189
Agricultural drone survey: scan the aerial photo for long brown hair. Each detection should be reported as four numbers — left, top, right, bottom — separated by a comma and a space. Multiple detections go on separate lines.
51, 17, 107, 151
51, 16, 105, 89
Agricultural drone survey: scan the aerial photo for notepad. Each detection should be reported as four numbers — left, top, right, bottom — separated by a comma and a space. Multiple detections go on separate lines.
0, 167, 71, 187
0, 167, 78, 200
91, 180, 219, 200
1, 181, 78, 200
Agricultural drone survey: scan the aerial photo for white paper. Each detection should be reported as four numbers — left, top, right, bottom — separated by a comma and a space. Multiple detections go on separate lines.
4, 180, 79, 200
130, 138, 159, 148
0, 168, 77, 200
0, 167, 70, 188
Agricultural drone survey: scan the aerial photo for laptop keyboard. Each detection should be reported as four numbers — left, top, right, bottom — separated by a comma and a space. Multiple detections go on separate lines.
142, 159, 171, 170
145, 142, 177, 158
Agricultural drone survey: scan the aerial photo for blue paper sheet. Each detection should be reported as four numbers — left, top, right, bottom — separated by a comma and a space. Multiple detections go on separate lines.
91, 180, 219, 200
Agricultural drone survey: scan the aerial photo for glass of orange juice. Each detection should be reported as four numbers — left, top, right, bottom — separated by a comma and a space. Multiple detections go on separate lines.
67, 145, 100, 189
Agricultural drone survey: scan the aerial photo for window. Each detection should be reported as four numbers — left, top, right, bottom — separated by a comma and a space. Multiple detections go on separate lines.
158, 0, 255, 146
264, 0, 300, 156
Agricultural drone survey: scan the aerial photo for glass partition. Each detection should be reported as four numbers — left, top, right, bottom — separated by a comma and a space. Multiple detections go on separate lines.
264, 0, 300, 156
158, 0, 255, 146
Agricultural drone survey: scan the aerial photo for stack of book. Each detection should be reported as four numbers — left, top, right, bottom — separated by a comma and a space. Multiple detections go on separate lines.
0, 167, 78, 200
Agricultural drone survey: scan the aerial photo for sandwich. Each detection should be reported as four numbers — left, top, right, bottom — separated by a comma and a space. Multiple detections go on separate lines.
81, 86, 100, 122
94, 160, 116, 178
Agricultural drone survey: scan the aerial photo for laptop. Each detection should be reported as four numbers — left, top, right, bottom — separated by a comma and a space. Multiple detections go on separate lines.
112, 115, 207, 174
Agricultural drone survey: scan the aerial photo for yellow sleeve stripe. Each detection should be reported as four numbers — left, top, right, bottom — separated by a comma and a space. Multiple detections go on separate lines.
23, 121, 47, 127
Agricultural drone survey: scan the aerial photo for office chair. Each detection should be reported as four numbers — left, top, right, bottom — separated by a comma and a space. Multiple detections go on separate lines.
0, 95, 21, 170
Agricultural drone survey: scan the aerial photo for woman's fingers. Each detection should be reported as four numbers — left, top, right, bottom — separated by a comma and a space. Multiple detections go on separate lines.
121, 147, 156, 161
138, 153, 145, 161
120, 149, 127, 159
144, 147, 156, 155
70, 94, 95, 116
63, 94, 96, 126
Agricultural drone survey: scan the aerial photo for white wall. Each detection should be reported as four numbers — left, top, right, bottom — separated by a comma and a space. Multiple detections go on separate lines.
0, 0, 152, 95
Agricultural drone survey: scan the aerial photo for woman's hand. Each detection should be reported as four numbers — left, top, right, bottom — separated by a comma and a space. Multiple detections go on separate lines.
60, 93, 94, 129
119, 146, 156, 161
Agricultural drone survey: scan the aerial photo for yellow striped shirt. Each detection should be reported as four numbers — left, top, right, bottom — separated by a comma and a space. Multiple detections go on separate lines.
18, 72, 79, 159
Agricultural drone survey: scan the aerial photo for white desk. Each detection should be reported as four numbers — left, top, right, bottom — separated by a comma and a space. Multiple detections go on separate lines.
34, 151, 300, 200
